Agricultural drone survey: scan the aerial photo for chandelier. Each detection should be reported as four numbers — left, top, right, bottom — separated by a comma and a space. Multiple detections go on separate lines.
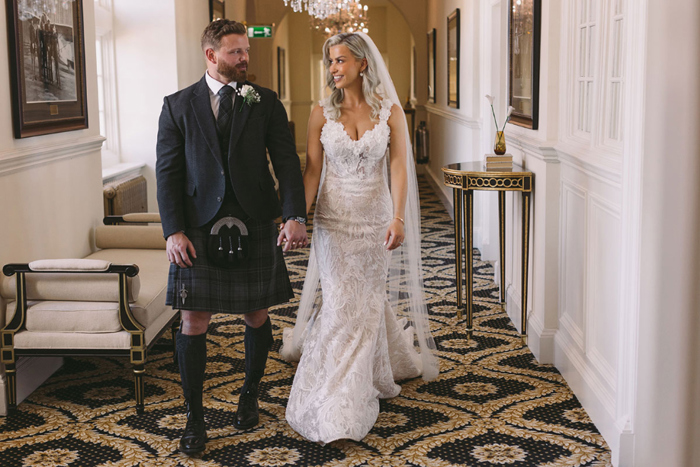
310, 1, 369, 36
283, 0, 357, 20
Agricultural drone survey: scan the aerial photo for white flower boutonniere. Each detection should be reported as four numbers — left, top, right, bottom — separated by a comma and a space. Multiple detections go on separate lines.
239, 85, 261, 112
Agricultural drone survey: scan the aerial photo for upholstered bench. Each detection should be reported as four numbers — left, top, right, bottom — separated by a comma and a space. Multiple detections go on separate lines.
0, 214, 179, 414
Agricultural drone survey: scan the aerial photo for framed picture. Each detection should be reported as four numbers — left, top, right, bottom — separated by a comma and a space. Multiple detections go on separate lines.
6, 0, 88, 138
412, 45, 416, 101
210, 0, 225, 21
447, 9, 460, 109
508, 0, 541, 129
427, 28, 436, 103
277, 47, 286, 100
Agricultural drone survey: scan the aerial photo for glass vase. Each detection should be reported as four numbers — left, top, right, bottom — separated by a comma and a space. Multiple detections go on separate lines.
494, 131, 506, 155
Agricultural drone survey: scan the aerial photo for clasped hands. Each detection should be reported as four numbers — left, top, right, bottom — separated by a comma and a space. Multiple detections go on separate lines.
277, 220, 308, 252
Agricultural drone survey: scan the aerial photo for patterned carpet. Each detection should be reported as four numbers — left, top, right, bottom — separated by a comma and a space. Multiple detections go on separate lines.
0, 176, 612, 466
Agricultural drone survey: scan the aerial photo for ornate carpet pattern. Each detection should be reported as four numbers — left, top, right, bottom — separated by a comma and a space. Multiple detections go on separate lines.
0, 176, 612, 466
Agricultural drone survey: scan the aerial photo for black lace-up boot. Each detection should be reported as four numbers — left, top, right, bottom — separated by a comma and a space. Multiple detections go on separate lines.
235, 317, 273, 429
176, 330, 208, 455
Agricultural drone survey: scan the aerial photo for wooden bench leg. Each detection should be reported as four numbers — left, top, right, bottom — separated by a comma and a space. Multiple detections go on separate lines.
5, 361, 17, 413
133, 364, 145, 414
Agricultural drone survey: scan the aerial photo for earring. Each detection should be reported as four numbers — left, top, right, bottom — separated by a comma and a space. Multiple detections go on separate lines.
360, 72, 364, 77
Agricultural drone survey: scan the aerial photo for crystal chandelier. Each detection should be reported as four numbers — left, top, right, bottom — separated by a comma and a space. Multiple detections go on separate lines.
310, 1, 369, 36
283, 0, 356, 20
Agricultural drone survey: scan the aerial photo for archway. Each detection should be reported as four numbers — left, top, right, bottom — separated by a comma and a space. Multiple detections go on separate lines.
241, 0, 423, 150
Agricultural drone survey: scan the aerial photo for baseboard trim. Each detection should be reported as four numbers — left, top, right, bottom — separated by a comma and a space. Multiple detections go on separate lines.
527, 314, 556, 364
0, 357, 63, 416
504, 286, 555, 364
554, 332, 621, 463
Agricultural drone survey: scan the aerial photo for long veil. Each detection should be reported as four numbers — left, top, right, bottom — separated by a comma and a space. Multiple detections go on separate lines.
280, 32, 439, 381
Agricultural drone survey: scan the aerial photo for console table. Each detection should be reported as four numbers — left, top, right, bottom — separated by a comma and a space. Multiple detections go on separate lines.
442, 162, 533, 343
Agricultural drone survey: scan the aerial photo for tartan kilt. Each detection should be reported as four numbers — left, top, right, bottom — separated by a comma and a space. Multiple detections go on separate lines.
166, 219, 294, 314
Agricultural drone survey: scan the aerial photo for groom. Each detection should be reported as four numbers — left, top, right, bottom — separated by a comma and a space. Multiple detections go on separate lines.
156, 19, 307, 456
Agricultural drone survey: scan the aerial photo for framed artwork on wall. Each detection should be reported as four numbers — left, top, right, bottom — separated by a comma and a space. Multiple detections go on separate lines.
427, 28, 436, 104
508, 0, 541, 129
447, 9, 460, 109
277, 46, 286, 100
6, 0, 88, 138
210, 0, 225, 21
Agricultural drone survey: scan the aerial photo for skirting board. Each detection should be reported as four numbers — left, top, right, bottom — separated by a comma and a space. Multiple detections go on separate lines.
0, 357, 63, 416
505, 285, 555, 364
554, 332, 626, 465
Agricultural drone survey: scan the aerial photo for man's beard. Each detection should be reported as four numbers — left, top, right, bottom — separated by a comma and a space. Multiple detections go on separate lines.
218, 60, 247, 83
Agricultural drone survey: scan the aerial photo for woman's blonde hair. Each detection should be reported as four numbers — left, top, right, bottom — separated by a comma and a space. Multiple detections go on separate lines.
322, 33, 383, 121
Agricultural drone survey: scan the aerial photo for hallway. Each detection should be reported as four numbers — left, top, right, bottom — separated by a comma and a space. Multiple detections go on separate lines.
1, 1, 699, 466
0, 178, 611, 466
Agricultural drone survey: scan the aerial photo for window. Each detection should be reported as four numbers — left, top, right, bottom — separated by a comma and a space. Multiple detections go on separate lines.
94, 0, 120, 168
575, 0, 597, 134
605, 0, 624, 142
565, 0, 625, 152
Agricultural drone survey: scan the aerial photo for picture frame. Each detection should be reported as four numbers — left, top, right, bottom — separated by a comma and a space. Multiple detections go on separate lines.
5, 0, 88, 138
427, 28, 436, 104
508, 0, 541, 129
277, 46, 286, 100
447, 9, 460, 109
412, 45, 416, 101
210, 0, 225, 21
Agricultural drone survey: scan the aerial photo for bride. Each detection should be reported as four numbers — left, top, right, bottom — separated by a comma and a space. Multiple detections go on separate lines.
280, 32, 438, 443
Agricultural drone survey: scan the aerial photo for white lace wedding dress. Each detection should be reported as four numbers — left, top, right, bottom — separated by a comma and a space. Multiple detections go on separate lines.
283, 99, 423, 443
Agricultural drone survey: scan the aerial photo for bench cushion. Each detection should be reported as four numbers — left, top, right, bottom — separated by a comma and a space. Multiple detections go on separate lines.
4, 248, 170, 334
0, 272, 140, 303
95, 225, 166, 250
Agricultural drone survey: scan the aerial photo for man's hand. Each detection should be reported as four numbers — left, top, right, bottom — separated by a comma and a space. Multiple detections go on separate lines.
277, 220, 309, 252
167, 231, 197, 267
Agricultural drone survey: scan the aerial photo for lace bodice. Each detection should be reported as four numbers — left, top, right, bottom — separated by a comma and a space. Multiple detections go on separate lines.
320, 98, 393, 180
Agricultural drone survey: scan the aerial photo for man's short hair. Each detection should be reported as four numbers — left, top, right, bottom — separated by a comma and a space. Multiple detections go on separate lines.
201, 20, 246, 51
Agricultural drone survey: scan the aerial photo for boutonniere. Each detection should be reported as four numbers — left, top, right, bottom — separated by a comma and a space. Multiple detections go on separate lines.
239, 85, 260, 112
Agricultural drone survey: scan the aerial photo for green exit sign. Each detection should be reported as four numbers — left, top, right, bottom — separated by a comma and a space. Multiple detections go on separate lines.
247, 26, 273, 38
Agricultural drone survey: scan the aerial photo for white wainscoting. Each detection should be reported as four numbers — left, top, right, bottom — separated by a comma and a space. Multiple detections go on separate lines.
559, 179, 587, 352
554, 154, 624, 459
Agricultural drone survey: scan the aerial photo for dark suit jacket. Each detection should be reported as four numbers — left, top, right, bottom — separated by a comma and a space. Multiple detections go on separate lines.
156, 76, 305, 239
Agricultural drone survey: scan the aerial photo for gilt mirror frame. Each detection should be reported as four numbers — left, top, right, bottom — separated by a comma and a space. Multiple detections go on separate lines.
447, 9, 460, 109
427, 28, 436, 104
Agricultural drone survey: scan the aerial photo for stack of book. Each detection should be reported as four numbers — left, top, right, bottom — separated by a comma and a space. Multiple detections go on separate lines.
484, 154, 513, 170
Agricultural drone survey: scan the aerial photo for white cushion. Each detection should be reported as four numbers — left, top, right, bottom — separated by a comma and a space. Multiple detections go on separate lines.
0, 272, 140, 302
95, 225, 166, 250
29, 259, 111, 271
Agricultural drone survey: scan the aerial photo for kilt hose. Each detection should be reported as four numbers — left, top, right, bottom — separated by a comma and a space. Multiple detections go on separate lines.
166, 218, 294, 314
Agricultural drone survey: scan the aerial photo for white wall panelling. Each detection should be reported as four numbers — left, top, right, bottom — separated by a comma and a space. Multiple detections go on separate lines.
586, 192, 621, 389
559, 179, 587, 352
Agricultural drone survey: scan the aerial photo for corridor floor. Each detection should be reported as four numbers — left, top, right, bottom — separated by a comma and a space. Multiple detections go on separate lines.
0, 176, 612, 466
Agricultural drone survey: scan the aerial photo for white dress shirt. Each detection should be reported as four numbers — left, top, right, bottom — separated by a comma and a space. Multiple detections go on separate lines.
205, 71, 238, 119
